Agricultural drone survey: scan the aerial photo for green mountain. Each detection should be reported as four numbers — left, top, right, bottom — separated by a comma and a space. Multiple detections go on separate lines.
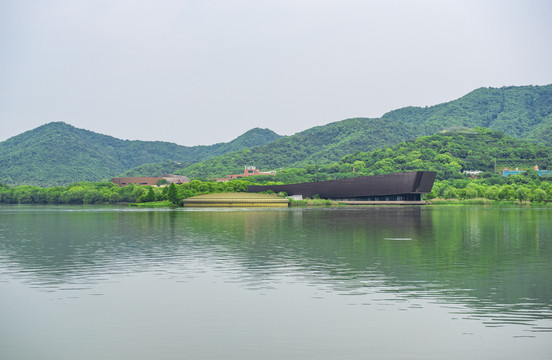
176, 85, 552, 178
175, 84, 552, 178
0, 122, 281, 186
383, 85, 552, 142
338, 127, 552, 180
3, 84, 551, 185
241, 127, 552, 185
178, 117, 420, 178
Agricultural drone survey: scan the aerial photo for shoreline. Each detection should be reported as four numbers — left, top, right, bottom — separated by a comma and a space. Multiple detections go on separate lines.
125, 197, 552, 208
2, 197, 551, 208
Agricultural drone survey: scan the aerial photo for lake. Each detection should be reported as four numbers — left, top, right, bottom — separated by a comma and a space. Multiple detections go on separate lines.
0, 205, 551, 359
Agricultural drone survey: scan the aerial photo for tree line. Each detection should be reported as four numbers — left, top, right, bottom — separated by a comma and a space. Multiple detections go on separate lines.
428, 174, 551, 203
242, 128, 551, 183
0, 180, 253, 205
2, 127, 551, 205
1, 171, 551, 205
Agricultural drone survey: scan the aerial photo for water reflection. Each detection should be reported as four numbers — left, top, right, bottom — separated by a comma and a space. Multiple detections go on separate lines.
0, 205, 551, 333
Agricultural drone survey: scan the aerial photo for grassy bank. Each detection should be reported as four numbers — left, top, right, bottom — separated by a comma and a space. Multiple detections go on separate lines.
128, 201, 177, 208
289, 199, 340, 206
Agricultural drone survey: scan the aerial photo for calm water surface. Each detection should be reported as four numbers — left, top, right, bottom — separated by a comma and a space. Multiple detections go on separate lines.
0, 205, 551, 359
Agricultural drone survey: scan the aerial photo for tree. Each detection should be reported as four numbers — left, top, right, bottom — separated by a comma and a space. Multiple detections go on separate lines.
464, 186, 477, 199
515, 187, 529, 203
83, 190, 104, 204
140, 187, 156, 202
498, 185, 515, 200
168, 183, 178, 204
109, 192, 121, 203
443, 161, 462, 178
485, 186, 499, 200
443, 187, 457, 199
353, 160, 366, 173
531, 188, 547, 202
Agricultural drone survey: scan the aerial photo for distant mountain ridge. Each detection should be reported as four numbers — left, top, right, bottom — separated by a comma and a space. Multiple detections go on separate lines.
176, 85, 552, 178
2, 84, 551, 185
177, 117, 420, 178
0, 122, 281, 186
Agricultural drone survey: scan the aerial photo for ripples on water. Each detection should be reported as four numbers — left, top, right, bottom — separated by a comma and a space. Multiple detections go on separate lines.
1, 206, 551, 359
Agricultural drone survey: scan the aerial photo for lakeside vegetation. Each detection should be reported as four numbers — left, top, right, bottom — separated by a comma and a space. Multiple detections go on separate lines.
1, 171, 551, 206
1, 126, 552, 206
240, 127, 552, 184
0, 180, 253, 205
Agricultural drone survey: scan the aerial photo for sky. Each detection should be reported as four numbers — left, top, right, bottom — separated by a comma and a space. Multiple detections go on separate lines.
1, 0, 551, 146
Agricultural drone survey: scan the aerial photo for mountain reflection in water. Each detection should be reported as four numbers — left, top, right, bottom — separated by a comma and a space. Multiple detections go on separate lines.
0, 206, 551, 359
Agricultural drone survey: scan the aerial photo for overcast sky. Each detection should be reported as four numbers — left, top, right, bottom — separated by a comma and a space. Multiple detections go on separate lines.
1, 0, 551, 146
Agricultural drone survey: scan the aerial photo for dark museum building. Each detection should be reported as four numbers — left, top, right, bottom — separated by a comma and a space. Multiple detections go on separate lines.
247, 171, 436, 202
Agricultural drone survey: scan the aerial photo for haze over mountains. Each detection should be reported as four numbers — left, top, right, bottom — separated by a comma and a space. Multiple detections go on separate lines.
1, 84, 551, 186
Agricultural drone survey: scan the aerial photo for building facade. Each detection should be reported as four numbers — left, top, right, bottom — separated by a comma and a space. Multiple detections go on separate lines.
217, 166, 276, 182
247, 171, 436, 202
502, 165, 552, 177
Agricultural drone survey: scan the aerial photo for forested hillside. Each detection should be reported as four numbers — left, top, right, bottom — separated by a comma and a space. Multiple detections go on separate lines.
176, 118, 420, 178
3, 127, 551, 206
383, 85, 552, 143
2, 84, 551, 185
0, 122, 281, 186
240, 127, 552, 184
170, 85, 552, 178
